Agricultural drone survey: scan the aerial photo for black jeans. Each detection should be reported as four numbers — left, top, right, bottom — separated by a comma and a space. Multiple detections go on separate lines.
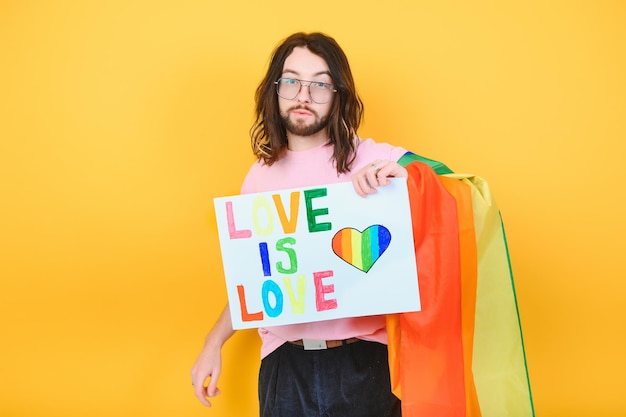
258, 340, 402, 417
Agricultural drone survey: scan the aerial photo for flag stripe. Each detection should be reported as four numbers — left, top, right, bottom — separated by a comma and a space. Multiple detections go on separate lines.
389, 155, 534, 416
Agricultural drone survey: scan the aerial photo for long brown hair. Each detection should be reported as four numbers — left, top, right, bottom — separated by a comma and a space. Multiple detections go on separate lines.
250, 32, 364, 174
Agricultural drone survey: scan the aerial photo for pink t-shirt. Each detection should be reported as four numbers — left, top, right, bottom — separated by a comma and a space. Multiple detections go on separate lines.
241, 138, 408, 358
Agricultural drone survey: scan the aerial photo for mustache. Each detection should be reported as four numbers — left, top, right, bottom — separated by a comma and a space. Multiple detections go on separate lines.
287, 105, 317, 115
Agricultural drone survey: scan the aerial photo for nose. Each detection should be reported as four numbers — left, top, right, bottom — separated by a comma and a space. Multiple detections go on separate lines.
296, 82, 312, 103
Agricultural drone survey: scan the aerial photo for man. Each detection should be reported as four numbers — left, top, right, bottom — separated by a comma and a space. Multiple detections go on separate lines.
191, 32, 411, 417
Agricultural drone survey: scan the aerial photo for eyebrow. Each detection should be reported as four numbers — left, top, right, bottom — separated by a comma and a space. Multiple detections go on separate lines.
282, 69, 332, 79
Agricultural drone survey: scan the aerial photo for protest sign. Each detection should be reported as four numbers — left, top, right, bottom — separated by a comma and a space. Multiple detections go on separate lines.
214, 178, 420, 330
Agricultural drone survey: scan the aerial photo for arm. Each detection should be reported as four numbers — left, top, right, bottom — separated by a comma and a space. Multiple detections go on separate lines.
351, 159, 408, 197
191, 304, 236, 407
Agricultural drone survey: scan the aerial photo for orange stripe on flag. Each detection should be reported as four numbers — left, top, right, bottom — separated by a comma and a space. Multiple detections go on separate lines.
439, 176, 481, 417
387, 161, 466, 417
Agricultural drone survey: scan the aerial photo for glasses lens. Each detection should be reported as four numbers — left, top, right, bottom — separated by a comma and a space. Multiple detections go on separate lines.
276, 78, 300, 100
276, 78, 334, 104
309, 82, 332, 104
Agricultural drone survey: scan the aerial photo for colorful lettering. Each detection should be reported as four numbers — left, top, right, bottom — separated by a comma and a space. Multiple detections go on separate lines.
252, 196, 275, 236
237, 284, 263, 321
258, 242, 271, 276
283, 274, 306, 314
261, 280, 284, 318
304, 188, 332, 232
272, 192, 300, 234
275, 237, 298, 274
226, 201, 252, 239
313, 270, 337, 311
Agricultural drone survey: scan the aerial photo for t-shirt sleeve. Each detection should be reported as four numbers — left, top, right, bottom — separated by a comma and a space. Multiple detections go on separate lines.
357, 138, 408, 164
240, 163, 258, 194
389, 145, 409, 162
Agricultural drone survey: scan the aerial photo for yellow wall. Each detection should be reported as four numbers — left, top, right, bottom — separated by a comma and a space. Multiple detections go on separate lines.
1, 1, 624, 416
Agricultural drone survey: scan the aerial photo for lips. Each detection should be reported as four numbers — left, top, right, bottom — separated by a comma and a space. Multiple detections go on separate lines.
289, 106, 316, 117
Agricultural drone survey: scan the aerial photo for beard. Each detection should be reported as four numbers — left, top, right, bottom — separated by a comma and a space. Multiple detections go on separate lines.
281, 106, 330, 136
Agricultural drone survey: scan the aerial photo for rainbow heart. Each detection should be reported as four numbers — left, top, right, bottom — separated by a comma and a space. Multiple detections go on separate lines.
331, 225, 391, 273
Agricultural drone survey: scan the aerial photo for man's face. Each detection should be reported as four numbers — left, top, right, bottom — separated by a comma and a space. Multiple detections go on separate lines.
278, 47, 334, 137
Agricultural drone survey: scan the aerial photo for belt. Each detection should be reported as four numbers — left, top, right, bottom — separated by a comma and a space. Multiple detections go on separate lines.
288, 338, 361, 350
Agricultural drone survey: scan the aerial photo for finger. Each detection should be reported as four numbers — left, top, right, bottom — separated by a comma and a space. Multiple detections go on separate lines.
206, 372, 221, 397
382, 162, 408, 178
350, 175, 367, 197
373, 160, 395, 184
359, 172, 378, 194
376, 172, 390, 186
376, 165, 393, 186
351, 170, 377, 197
376, 163, 408, 185
366, 167, 381, 188
194, 381, 213, 407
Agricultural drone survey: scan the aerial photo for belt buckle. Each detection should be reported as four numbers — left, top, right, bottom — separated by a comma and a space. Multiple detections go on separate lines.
302, 339, 328, 350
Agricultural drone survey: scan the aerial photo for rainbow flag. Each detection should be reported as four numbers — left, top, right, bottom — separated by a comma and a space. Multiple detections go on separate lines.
387, 153, 534, 417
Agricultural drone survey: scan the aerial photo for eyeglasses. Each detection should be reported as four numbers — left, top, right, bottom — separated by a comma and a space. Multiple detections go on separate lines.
275, 78, 337, 104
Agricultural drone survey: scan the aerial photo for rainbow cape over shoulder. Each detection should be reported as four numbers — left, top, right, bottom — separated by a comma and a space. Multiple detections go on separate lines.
386, 152, 535, 417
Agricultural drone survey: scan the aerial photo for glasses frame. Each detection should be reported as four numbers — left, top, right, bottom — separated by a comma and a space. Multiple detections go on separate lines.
274, 77, 337, 104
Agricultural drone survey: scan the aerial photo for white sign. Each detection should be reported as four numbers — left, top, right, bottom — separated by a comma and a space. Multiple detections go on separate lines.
213, 178, 421, 330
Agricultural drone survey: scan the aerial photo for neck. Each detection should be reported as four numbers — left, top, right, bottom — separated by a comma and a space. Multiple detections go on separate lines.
286, 131, 329, 151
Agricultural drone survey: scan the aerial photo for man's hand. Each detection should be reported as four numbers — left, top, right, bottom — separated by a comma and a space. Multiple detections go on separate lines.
191, 340, 223, 407
351, 159, 408, 197
190, 305, 234, 407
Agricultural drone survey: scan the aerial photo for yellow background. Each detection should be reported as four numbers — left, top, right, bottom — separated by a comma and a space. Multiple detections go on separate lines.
1, 1, 624, 416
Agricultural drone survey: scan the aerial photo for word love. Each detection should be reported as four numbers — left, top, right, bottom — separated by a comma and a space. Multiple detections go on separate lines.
226, 188, 332, 239
236, 270, 337, 322
222, 187, 338, 323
